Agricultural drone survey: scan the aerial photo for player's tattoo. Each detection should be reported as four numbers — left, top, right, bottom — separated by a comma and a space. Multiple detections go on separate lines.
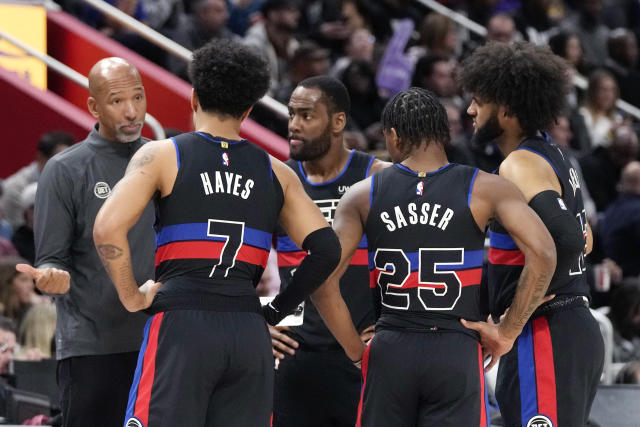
97, 244, 123, 260
126, 144, 156, 174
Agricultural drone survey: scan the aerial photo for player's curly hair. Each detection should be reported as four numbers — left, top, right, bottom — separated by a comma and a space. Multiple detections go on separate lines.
381, 87, 450, 149
189, 39, 270, 118
458, 42, 571, 135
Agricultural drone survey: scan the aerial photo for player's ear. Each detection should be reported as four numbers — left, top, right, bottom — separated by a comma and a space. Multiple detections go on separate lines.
331, 111, 347, 134
240, 105, 254, 122
190, 89, 199, 113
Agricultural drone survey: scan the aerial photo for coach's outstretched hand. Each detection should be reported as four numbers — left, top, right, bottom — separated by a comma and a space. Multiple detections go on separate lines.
461, 316, 515, 372
16, 263, 70, 294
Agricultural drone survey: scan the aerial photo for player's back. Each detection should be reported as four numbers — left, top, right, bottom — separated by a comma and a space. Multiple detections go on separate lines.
151, 132, 283, 312
488, 135, 589, 318
366, 163, 485, 335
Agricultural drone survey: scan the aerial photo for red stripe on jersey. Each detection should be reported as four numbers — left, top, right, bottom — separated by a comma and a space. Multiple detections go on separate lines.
155, 241, 269, 267
355, 338, 373, 427
277, 250, 306, 267
532, 316, 558, 425
368, 268, 481, 289
488, 248, 525, 266
134, 312, 164, 425
478, 343, 488, 427
350, 249, 369, 266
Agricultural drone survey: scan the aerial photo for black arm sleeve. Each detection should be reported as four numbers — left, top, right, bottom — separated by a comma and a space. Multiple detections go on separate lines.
263, 227, 341, 325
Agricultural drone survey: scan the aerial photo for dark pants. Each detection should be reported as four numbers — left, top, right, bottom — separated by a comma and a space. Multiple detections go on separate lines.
57, 351, 139, 427
496, 305, 604, 427
125, 310, 273, 427
273, 348, 362, 427
358, 329, 490, 427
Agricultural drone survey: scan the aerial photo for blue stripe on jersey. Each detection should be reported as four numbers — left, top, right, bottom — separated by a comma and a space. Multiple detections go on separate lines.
156, 223, 271, 250
518, 322, 538, 423
124, 316, 153, 422
278, 234, 367, 252
369, 173, 375, 208
299, 149, 355, 186
367, 249, 483, 271
516, 147, 559, 177
468, 168, 479, 207
196, 132, 246, 145
489, 230, 519, 250
266, 152, 273, 179
365, 155, 375, 178
170, 137, 180, 170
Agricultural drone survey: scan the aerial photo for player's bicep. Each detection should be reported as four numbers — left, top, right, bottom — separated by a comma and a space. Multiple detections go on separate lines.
330, 185, 367, 278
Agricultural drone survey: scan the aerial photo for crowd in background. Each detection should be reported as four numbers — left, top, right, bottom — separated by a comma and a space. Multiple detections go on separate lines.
3, 0, 640, 389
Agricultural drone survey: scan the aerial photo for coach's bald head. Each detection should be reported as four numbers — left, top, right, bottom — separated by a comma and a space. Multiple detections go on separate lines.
87, 58, 147, 143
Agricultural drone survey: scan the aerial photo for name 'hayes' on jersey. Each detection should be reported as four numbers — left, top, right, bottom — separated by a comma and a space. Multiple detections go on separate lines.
366, 163, 485, 334
488, 136, 589, 318
276, 150, 376, 349
152, 132, 283, 311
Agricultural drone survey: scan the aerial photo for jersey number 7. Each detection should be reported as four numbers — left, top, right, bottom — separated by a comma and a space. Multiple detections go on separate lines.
207, 219, 245, 279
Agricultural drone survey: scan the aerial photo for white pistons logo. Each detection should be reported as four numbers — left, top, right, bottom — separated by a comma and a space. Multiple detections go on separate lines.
94, 182, 111, 199
526, 415, 553, 427
125, 417, 144, 427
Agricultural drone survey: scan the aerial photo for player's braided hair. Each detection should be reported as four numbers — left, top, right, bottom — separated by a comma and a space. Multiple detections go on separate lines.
381, 87, 450, 149
458, 41, 571, 136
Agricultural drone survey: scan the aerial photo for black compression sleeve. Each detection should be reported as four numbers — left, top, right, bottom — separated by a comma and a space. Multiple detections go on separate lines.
528, 190, 585, 274
263, 227, 341, 325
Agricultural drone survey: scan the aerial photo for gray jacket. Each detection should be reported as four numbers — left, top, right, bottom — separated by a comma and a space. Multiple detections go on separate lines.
35, 126, 155, 360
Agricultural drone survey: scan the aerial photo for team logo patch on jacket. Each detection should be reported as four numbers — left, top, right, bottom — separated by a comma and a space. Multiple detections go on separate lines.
94, 182, 111, 199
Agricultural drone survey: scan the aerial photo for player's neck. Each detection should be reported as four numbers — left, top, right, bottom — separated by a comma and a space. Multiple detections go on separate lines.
195, 113, 242, 141
302, 140, 351, 183
402, 143, 449, 173
496, 127, 529, 157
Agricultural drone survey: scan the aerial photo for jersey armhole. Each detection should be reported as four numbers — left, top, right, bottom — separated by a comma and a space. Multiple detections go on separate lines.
169, 137, 180, 170
369, 173, 375, 209
266, 152, 273, 180
467, 168, 479, 207
365, 155, 375, 178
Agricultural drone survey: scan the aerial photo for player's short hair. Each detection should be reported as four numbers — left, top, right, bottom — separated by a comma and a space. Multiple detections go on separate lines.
458, 42, 571, 135
189, 39, 270, 118
298, 76, 351, 115
381, 87, 450, 149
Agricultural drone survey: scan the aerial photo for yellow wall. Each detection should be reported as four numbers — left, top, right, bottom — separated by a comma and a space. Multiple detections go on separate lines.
0, 4, 47, 89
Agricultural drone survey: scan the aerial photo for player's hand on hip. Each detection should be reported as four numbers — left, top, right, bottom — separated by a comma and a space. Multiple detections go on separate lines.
16, 264, 70, 294
268, 325, 298, 360
136, 280, 162, 311
461, 315, 514, 372
360, 325, 375, 345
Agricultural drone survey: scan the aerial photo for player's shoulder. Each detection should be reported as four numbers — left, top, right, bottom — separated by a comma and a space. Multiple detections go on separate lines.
368, 158, 392, 175
500, 149, 551, 182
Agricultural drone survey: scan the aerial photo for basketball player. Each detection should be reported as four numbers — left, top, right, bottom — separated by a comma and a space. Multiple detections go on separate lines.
271, 76, 387, 427
313, 87, 557, 426
92, 40, 364, 427
459, 42, 604, 427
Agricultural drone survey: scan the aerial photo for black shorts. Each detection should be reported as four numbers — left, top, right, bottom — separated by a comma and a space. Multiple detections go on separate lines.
496, 305, 604, 427
357, 328, 490, 427
273, 348, 362, 427
124, 310, 273, 427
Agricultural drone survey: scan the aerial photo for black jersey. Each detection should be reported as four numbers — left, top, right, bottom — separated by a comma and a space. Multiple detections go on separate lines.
152, 132, 283, 311
488, 135, 589, 317
366, 163, 486, 334
276, 150, 375, 348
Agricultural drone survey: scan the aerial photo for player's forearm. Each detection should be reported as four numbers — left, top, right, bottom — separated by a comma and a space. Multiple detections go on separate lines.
94, 229, 143, 312
312, 280, 365, 362
500, 250, 555, 339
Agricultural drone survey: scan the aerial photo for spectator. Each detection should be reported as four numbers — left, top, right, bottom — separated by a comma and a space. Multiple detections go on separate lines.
227, 0, 265, 36
329, 27, 376, 78
16, 303, 56, 361
274, 40, 331, 104
408, 12, 459, 61
608, 278, 640, 362
548, 30, 590, 75
243, 0, 300, 94
486, 12, 521, 43
601, 161, 640, 277
1, 131, 72, 230
0, 257, 48, 325
562, 0, 610, 67
580, 124, 638, 212
605, 28, 640, 108
614, 360, 640, 384
0, 200, 13, 242
11, 183, 36, 265
166, 0, 239, 80
411, 54, 462, 108
512, 0, 558, 44
0, 316, 16, 376
578, 69, 621, 149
